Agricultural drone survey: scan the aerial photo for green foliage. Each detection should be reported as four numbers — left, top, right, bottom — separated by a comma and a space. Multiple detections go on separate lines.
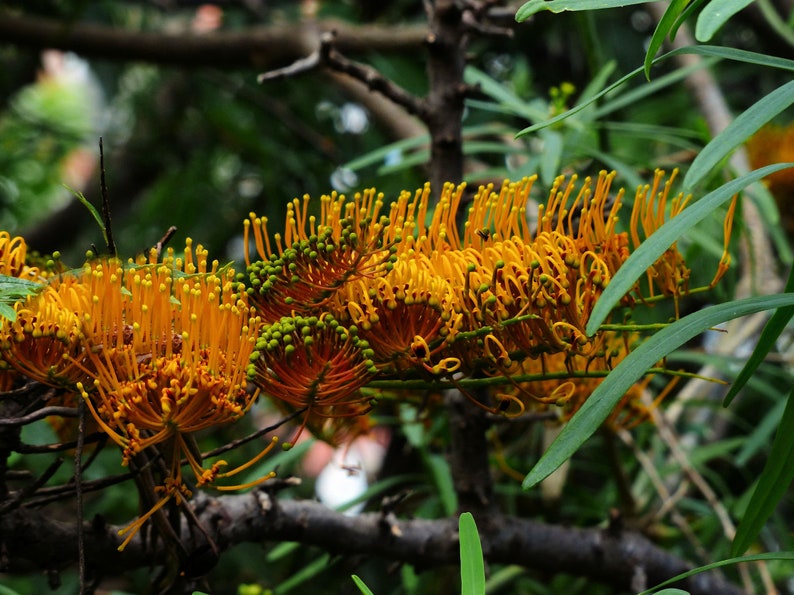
683, 80, 794, 190
459, 513, 486, 595
731, 387, 794, 555
723, 263, 794, 406
695, 0, 756, 42
352, 575, 375, 595
0, 62, 94, 230
0, 274, 44, 321
644, 0, 691, 77
524, 293, 794, 489
638, 552, 794, 594
516, 0, 658, 21
586, 163, 793, 334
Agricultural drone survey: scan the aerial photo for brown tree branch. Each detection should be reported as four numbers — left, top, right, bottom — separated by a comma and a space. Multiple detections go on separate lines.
0, 12, 426, 69
0, 490, 745, 594
258, 31, 427, 119
445, 391, 497, 518
424, 0, 469, 190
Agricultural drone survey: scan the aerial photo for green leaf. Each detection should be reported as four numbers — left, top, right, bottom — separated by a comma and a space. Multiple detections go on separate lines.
352, 575, 375, 595
516, 0, 661, 21
464, 66, 548, 122
723, 262, 794, 406
275, 553, 335, 593
644, 0, 691, 79
426, 453, 458, 516
592, 58, 713, 121
0, 302, 17, 322
732, 386, 794, 555
586, 163, 794, 336
0, 275, 42, 293
670, 0, 709, 40
577, 60, 617, 104
64, 185, 108, 248
517, 45, 794, 137
736, 397, 787, 467
459, 512, 485, 595
539, 129, 563, 185
0, 275, 45, 321
523, 293, 794, 490
637, 552, 794, 594
652, 590, 690, 595
695, 0, 755, 42
343, 134, 429, 172
683, 80, 794, 191
681, 45, 794, 71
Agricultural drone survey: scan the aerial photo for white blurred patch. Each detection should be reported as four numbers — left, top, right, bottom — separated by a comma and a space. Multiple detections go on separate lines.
315, 446, 368, 516
337, 103, 369, 135
330, 166, 358, 192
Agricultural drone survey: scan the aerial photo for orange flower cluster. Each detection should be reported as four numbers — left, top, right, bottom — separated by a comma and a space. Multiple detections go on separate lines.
0, 238, 275, 550
241, 170, 734, 433
747, 123, 794, 233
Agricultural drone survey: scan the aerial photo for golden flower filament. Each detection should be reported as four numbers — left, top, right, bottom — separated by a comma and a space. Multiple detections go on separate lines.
242, 188, 399, 321
2, 275, 93, 387
335, 255, 460, 374
0, 231, 42, 280
65, 240, 272, 549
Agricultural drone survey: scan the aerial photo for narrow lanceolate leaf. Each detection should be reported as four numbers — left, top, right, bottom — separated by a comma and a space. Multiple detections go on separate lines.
586, 163, 794, 336
459, 513, 486, 595
723, 262, 794, 406
695, 0, 755, 42
515, 0, 661, 21
683, 80, 794, 191
732, 387, 794, 556
351, 575, 375, 595
523, 294, 794, 490
637, 552, 794, 594
644, 0, 691, 79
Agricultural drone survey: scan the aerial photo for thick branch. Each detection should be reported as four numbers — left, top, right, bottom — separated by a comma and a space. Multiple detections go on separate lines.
424, 0, 470, 190
0, 12, 426, 69
445, 391, 496, 517
0, 492, 743, 594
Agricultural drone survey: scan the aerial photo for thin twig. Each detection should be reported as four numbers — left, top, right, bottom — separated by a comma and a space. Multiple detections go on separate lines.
151, 225, 178, 259
648, 398, 772, 593
256, 51, 321, 82
14, 432, 105, 454
0, 456, 64, 514
259, 31, 427, 119
99, 138, 117, 256
76, 399, 87, 594
0, 406, 78, 427
198, 408, 306, 461
616, 429, 711, 564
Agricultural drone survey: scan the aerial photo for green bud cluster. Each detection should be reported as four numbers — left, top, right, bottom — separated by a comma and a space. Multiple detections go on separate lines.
247, 314, 379, 380
237, 216, 398, 304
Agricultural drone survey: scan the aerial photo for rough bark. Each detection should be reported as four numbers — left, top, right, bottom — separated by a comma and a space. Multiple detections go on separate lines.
0, 491, 745, 595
